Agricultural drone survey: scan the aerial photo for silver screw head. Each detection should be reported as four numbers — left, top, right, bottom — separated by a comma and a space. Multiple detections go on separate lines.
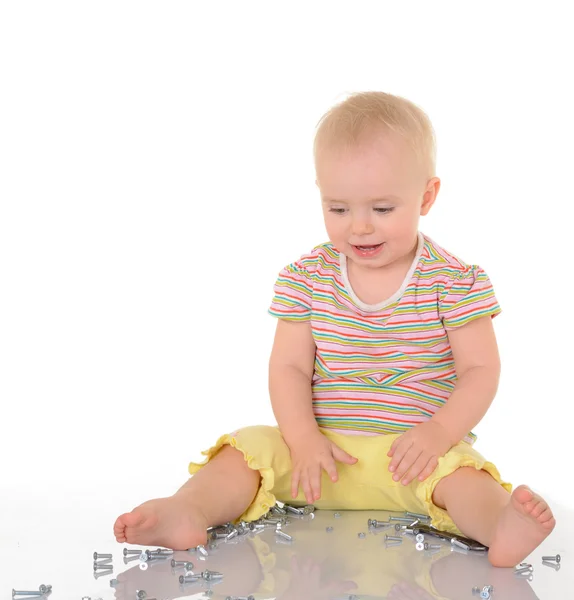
326, 526, 333, 532
415, 542, 424, 551
415, 533, 425, 543
358, 532, 366, 538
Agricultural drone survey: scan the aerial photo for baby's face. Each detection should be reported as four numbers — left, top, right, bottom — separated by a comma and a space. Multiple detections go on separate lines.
316, 134, 437, 272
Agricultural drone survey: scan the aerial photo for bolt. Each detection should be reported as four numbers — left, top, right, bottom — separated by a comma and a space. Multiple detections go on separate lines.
451, 538, 470, 550
276, 530, 293, 541
171, 559, 194, 568
93, 552, 112, 560
405, 511, 430, 520
514, 566, 532, 574
368, 519, 390, 528
389, 516, 413, 522
226, 529, 238, 541
179, 574, 201, 584
384, 534, 402, 542
123, 549, 141, 556
12, 591, 42, 598
541, 554, 560, 563
284, 505, 303, 515
94, 562, 114, 571
201, 570, 223, 581
154, 548, 173, 555
424, 543, 441, 550
196, 544, 209, 556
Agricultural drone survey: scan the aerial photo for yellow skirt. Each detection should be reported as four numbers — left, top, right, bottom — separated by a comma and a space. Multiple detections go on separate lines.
188, 424, 512, 536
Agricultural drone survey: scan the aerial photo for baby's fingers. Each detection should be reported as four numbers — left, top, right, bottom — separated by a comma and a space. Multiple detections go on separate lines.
291, 468, 301, 499
322, 457, 340, 483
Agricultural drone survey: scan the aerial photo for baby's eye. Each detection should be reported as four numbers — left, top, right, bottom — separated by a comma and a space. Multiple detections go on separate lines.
374, 207, 393, 214
329, 208, 346, 214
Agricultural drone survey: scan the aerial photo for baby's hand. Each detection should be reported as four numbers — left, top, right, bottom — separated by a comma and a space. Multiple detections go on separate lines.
387, 421, 452, 486
288, 431, 358, 503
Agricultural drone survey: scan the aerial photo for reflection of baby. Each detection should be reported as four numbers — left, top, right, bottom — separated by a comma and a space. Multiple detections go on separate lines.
114, 91, 555, 568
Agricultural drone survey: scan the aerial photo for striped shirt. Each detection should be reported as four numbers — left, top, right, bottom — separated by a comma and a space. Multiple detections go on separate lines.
268, 231, 501, 445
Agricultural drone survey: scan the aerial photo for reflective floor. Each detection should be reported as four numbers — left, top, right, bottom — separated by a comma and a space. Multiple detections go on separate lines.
1, 485, 572, 600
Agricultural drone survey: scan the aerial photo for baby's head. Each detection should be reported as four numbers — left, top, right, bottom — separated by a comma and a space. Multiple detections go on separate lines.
313, 91, 441, 271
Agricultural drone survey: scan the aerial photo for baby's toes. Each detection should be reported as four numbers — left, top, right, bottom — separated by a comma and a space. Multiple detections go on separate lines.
530, 499, 548, 519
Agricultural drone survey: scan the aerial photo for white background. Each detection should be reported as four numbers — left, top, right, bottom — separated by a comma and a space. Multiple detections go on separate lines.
1, 0, 573, 540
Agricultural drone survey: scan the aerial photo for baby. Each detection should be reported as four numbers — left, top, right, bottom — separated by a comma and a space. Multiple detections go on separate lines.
114, 91, 555, 568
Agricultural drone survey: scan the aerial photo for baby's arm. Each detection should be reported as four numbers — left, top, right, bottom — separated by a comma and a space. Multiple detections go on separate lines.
269, 318, 318, 446
431, 315, 501, 445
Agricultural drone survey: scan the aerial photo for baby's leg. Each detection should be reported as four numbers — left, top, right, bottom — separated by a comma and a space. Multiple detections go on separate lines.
432, 467, 555, 567
113, 445, 261, 550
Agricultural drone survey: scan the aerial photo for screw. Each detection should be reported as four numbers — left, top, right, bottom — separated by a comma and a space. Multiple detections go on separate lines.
284, 505, 303, 515
385, 534, 402, 542
368, 519, 390, 528
415, 542, 424, 551
201, 570, 223, 581
424, 543, 441, 550
93, 552, 112, 560
480, 592, 490, 599
271, 505, 287, 515
326, 526, 333, 532
302, 505, 315, 515
12, 591, 42, 598
514, 566, 532, 574
226, 529, 238, 541
358, 532, 366, 538
405, 511, 430, 520
276, 530, 293, 541
38, 585, 52, 594
541, 554, 560, 563
123, 549, 141, 556
542, 560, 561, 571
179, 574, 201, 584
451, 538, 470, 550
94, 562, 114, 571
334, 512, 341, 518
389, 516, 413, 522
196, 545, 209, 556
415, 533, 425, 543
154, 548, 173, 555
136, 591, 147, 599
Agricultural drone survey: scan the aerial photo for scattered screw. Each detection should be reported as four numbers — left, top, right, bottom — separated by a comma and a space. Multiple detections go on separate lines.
415, 533, 425, 543
542, 560, 561, 571
368, 519, 389, 528
334, 512, 341, 518
123, 549, 141, 556
358, 532, 366, 538
94, 562, 114, 571
541, 554, 560, 563
384, 534, 402, 542
326, 526, 333, 532
12, 591, 42, 598
284, 505, 303, 515
405, 511, 430, 520
93, 552, 112, 560
201, 570, 223, 581
196, 545, 209, 557
38, 585, 52, 594
276, 530, 293, 541
179, 574, 201, 584
415, 542, 424, 551
424, 543, 441, 550
389, 516, 413, 522
136, 591, 147, 599
451, 538, 470, 550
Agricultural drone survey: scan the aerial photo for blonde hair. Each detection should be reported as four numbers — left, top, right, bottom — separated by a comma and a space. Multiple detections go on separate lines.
313, 91, 437, 185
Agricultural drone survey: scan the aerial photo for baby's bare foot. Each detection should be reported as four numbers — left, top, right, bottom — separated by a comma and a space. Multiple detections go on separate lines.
113, 493, 208, 550
488, 484, 555, 567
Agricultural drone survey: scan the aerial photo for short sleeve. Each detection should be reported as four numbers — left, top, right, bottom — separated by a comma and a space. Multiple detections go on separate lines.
438, 266, 501, 330
268, 261, 314, 321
